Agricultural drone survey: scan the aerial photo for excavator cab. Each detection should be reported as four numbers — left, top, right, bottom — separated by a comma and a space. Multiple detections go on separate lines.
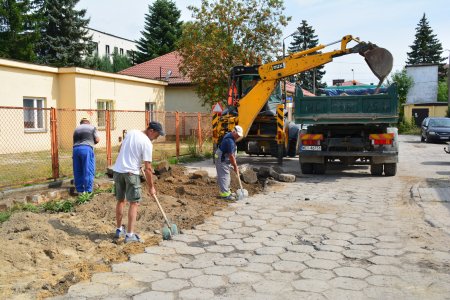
227, 65, 260, 106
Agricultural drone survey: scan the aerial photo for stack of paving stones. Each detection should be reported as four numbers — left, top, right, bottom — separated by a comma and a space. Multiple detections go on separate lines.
52, 176, 450, 300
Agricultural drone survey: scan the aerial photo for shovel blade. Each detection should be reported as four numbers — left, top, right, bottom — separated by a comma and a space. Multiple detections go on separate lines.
236, 188, 248, 200
363, 47, 393, 82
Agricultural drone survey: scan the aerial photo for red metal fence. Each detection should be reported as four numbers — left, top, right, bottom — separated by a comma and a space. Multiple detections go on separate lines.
0, 107, 213, 190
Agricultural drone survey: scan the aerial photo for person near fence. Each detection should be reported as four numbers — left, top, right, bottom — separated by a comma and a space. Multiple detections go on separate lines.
113, 121, 165, 243
215, 125, 243, 201
72, 117, 100, 195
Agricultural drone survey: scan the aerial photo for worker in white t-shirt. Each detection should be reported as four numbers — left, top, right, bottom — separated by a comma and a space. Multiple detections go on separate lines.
112, 121, 165, 243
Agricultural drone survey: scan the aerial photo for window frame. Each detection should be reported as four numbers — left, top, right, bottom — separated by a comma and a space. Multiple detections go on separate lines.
23, 97, 46, 133
97, 99, 115, 130
145, 102, 156, 122
105, 45, 110, 56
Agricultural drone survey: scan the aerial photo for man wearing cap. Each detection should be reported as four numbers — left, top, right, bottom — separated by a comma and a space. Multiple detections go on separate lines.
72, 117, 100, 195
215, 125, 243, 200
112, 121, 165, 243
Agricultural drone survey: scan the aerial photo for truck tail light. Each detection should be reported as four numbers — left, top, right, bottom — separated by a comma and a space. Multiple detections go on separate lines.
369, 133, 394, 145
300, 134, 323, 146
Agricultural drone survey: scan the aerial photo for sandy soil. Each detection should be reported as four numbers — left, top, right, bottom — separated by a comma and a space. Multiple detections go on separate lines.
0, 165, 262, 299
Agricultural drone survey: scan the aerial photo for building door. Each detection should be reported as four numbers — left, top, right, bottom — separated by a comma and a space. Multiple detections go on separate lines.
412, 108, 429, 126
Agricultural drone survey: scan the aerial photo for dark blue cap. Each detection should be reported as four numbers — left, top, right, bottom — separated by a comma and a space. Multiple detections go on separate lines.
148, 121, 165, 136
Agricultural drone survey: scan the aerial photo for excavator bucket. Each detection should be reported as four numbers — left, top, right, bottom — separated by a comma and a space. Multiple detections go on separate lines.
363, 47, 393, 82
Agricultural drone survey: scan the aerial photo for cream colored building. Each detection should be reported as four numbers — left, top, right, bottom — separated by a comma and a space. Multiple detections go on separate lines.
0, 58, 166, 154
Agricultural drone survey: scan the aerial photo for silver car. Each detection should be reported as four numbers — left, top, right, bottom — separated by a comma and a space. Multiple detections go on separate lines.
421, 117, 450, 143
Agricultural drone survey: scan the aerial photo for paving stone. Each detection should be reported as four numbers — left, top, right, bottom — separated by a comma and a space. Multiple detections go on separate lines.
175, 246, 206, 255
363, 286, 406, 300
214, 210, 236, 217
67, 282, 109, 298
310, 219, 335, 227
248, 255, 280, 264
335, 217, 358, 225
287, 245, 315, 253
214, 257, 248, 266
276, 228, 303, 236
291, 215, 315, 222
342, 249, 373, 259
252, 280, 293, 294
255, 246, 285, 255
331, 224, 358, 233
228, 271, 263, 284
204, 265, 237, 276
236, 209, 258, 216
329, 277, 368, 291
245, 219, 267, 227
349, 237, 378, 245
159, 241, 188, 248
281, 291, 326, 300
228, 215, 251, 222
259, 223, 285, 231
243, 236, 269, 243
347, 244, 374, 251
145, 246, 177, 255
368, 265, 403, 276
372, 249, 405, 256
181, 258, 215, 269
241, 263, 273, 273
178, 287, 214, 300
376, 235, 400, 242
326, 232, 354, 240
225, 233, 247, 239
352, 230, 379, 238
205, 245, 235, 253
315, 213, 336, 219
310, 251, 343, 260
292, 279, 329, 292
235, 242, 262, 251
168, 268, 203, 279
366, 275, 405, 287
134, 291, 174, 300
322, 239, 349, 247
151, 278, 190, 292
317, 244, 344, 253
323, 288, 365, 299
263, 270, 298, 282
233, 226, 258, 234
260, 240, 290, 248
199, 234, 225, 242
300, 269, 335, 280
220, 221, 242, 230
216, 238, 243, 246
171, 234, 199, 243
251, 230, 278, 238
304, 226, 331, 235
304, 258, 339, 270
375, 242, 404, 249
334, 267, 370, 279
209, 229, 233, 235
286, 222, 309, 230
254, 213, 274, 220
190, 275, 226, 289
269, 217, 292, 224
279, 252, 311, 262
273, 260, 306, 272
271, 234, 298, 243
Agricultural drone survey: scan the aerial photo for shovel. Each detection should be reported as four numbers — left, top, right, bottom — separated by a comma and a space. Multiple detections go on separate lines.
236, 172, 249, 200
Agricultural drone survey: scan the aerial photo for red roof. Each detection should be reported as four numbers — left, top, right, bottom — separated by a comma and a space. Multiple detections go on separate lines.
119, 51, 191, 85
285, 81, 315, 96
340, 80, 364, 86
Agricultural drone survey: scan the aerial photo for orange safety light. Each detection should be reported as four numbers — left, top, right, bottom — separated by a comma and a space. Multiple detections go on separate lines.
369, 133, 394, 145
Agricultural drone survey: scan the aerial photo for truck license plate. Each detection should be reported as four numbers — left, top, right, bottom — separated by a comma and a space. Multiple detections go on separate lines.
301, 146, 321, 151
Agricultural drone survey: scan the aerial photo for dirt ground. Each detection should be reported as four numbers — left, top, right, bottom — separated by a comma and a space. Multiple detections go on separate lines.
0, 165, 263, 299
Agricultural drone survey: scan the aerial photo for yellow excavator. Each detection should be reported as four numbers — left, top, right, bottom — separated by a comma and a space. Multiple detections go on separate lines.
212, 35, 393, 163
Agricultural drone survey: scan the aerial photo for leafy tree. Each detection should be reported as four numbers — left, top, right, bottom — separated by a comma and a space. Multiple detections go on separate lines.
406, 13, 446, 80
288, 20, 325, 93
111, 51, 132, 72
98, 55, 113, 72
178, 0, 290, 107
0, 0, 41, 62
387, 68, 414, 121
437, 79, 448, 102
136, 0, 182, 63
36, 0, 92, 67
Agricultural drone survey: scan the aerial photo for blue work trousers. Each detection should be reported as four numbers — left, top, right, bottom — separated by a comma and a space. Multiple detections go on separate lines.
73, 145, 95, 193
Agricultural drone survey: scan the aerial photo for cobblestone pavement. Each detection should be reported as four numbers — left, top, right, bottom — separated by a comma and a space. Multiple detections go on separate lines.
55, 136, 450, 299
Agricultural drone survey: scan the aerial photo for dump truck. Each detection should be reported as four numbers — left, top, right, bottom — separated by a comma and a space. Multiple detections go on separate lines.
295, 84, 399, 176
213, 34, 394, 165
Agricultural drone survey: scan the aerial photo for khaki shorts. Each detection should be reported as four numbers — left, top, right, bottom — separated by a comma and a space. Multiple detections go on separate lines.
113, 171, 142, 202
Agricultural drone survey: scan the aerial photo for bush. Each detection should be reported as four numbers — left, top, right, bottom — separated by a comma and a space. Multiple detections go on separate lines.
398, 119, 420, 135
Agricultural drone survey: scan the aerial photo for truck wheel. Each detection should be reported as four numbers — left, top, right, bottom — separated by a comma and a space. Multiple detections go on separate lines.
300, 163, 313, 174
420, 135, 425, 142
370, 164, 383, 176
384, 163, 397, 176
314, 163, 326, 175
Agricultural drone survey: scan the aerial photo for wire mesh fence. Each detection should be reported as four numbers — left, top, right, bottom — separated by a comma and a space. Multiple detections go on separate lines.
0, 107, 213, 190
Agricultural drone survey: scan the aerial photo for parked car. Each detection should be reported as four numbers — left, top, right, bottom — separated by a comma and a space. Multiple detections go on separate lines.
421, 117, 450, 143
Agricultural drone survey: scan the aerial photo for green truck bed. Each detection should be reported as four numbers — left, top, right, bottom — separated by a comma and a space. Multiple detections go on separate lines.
294, 84, 398, 124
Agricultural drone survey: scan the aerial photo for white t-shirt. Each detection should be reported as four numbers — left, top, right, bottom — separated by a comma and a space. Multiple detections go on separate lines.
113, 130, 152, 175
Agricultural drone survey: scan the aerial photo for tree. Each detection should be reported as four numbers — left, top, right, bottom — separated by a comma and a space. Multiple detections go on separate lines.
406, 13, 446, 80
136, 0, 182, 63
387, 69, 414, 121
288, 20, 325, 93
437, 79, 448, 102
111, 51, 132, 72
178, 0, 290, 107
37, 0, 92, 67
0, 0, 41, 62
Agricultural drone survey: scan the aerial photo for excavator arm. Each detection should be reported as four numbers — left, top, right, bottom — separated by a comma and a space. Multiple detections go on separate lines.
235, 35, 393, 137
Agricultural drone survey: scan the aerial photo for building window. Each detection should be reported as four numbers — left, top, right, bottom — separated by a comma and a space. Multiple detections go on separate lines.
23, 98, 45, 131
114, 47, 118, 54
105, 45, 110, 56
93, 42, 99, 56
97, 100, 114, 129
120, 48, 124, 55
145, 102, 156, 122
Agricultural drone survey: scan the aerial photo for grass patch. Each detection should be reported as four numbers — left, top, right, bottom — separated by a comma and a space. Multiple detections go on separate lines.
0, 211, 12, 223
398, 120, 421, 135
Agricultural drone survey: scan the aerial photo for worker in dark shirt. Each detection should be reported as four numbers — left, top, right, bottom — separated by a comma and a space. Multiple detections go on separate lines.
73, 117, 100, 194
215, 125, 243, 200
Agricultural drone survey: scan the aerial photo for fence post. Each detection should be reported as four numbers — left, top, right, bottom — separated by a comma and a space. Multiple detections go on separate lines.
106, 110, 112, 166
50, 107, 59, 179
175, 112, 180, 158
197, 113, 203, 153
145, 110, 150, 127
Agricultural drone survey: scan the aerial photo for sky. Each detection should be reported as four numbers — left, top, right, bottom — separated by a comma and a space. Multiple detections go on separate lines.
77, 0, 450, 86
